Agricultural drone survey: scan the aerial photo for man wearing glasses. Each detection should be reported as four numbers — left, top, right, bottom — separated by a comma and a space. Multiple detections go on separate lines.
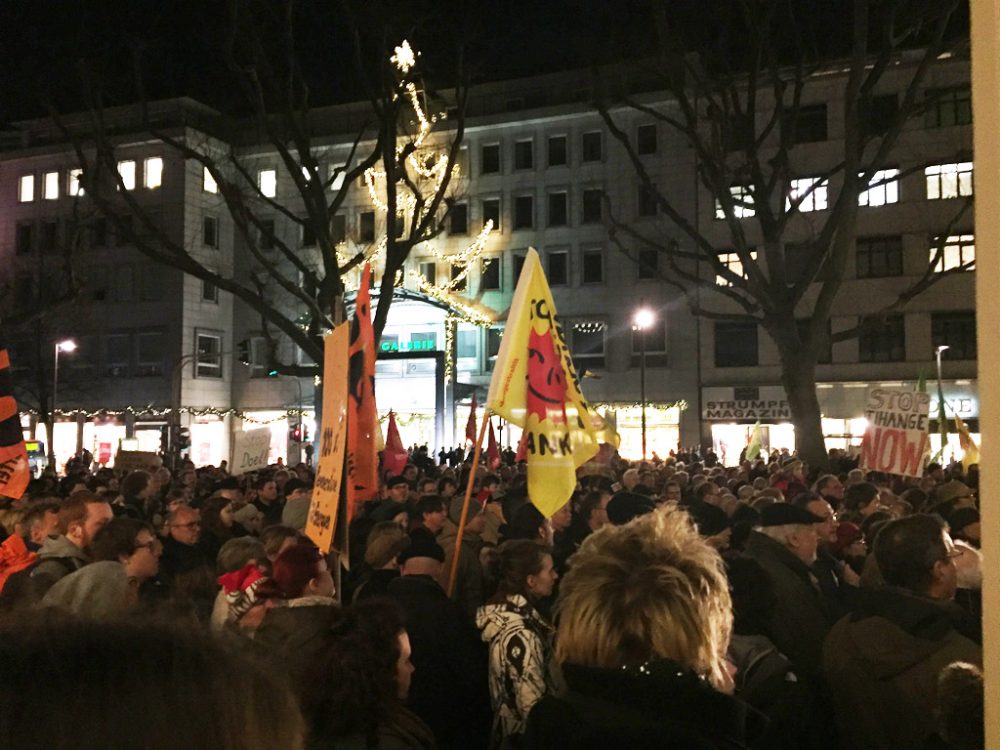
822, 514, 981, 750
158, 507, 214, 618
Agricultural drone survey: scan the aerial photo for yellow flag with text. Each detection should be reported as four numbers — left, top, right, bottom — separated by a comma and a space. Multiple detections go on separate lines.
486, 248, 600, 517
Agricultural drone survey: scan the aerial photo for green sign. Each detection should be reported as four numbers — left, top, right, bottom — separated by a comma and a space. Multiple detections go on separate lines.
380, 340, 437, 353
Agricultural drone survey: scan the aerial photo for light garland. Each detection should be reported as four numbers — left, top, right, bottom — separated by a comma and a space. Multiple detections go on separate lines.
412, 275, 495, 326
20, 406, 313, 425
444, 316, 456, 384
592, 400, 689, 412
574, 321, 607, 333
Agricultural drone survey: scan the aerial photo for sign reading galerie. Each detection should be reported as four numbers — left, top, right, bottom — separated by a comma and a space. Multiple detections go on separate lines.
859, 387, 930, 478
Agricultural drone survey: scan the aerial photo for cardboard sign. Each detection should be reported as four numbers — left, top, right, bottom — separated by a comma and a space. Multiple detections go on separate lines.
859, 387, 930, 478
305, 324, 349, 553
230, 428, 272, 475
114, 451, 163, 474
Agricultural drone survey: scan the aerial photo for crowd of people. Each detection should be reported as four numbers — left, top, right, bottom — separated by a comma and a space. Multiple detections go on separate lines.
0, 443, 985, 750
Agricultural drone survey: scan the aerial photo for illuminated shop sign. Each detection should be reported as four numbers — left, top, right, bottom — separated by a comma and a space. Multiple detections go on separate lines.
379, 340, 437, 353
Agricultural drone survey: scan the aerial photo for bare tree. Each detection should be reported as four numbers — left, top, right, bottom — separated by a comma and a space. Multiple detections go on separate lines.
597, 0, 969, 468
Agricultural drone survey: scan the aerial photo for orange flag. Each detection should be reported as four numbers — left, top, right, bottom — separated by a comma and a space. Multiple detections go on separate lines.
382, 411, 409, 476
347, 264, 379, 518
0, 339, 30, 500
486, 418, 501, 470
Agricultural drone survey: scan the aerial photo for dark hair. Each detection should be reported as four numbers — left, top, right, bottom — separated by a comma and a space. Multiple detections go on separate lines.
120, 471, 151, 499
874, 514, 948, 594
305, 601, 408, 744
272, 542, 325, 599
57, 492, 110, 536
90, 518, 155, 562
0, 613, 304, 749
21, 501, 60, 537
488, 540, 552, 604
936, 662, 984, 750
843, 482, 880, 512
415, 495, 444, 518
576, 491, 606, 524
199, 496, 234, 538
791, 491, 823, 509
502, 503, 546, 542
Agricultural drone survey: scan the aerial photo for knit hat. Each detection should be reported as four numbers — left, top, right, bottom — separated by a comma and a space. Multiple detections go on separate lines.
688, 502, 731, 538
217, 563, 267, 623
386, 475, 410, 489
759, 503, 824, 527
397, 534, 445, 564
829, 522, 863, 555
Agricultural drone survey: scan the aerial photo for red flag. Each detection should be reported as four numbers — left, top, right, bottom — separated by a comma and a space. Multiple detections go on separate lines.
382, 411, 409, 476
347, 263, 380, 518
0, 340, 29, 500
486, 418, 501, 470
465, 392, 478, 445
515, 429, 529, 463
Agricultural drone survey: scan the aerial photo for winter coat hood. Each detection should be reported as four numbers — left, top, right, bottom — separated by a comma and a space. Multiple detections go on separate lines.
37, 534, 89, 565
41, 561, 131, 619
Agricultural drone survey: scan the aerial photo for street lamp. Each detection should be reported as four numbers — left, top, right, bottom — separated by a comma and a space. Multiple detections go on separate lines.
935, 344, 949, 461
633, 307, 655, 461
51, 339, 77, 465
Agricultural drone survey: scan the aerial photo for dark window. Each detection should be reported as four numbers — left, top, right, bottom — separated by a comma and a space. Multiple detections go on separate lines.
202, 279, 218, 303
116, 215, 133, 246
203, 216, 218, 247
514, 195, 534, 229
487, 327, 503, 358
394, 212, 405, 239
301, 219, 316, 247
15, 275, 34, 307
859, 315, 906, 362
572, 324, 606, 367
638, 249, 659, 279
360, 211, 375, 243
715, 322, 759, 367
512, 253, 526, 284
926, 87, 972, 128
548, 251, 568, 285
15, 223, 33, 255
632, 319, 667, 354
450, 263, 467, 292
115, 266, 134, 303
582, 131, 602, 162
419, 261, 436, 284
548, 135, 567, 167
514, 140, 533, 170
141, 266, 164, 302
105, 334, 131, 377
548, 192, 568, 227
932, 312, 977, 360
40, 221, 59, 254
784, 103, 828, 144
638, 184, 658, 216
135, 332, 165, 377
582, 189, 603, 223
582, 250, 603, 284
796, 319, 832, 364
862, 94, 898, 137
92, 218, 108, 247
856, 236, 903, 278
637, 124, 657, 155
481, 144, 501, 174
482, 199, 501, 231
259, 219, 275, 250
331, 215, 346, 244
481, 257, 501, 291
450, 204, 468, 235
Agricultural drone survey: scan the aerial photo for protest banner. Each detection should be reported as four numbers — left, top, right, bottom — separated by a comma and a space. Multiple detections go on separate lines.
230, 428, 271, 475
0, 339, 29, 499
114, 451, 163, 474
859, 387, 930, 478
305, 324, 349, 553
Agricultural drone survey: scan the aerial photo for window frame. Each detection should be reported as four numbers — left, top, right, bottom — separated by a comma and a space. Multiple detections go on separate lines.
930, 233, 976, 273
117, 160, 137, 191
856, 236, 904, 278
514, 139, 534, 170
547, 250, 569, 286
513, 194, 535, 230
195, 331, 224, 379
858, 168, 900, 207
481, 143, 501, 175
787, 176, 829, 213
581, 131, 603, 162
143, 157, 163, 189
17, 174, 35, 203
43, 171, 60, 200
925, 162, 974, 200
547, 134, 568, 167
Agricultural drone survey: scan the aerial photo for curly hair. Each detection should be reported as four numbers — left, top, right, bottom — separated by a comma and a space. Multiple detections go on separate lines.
305, 601, 407, 745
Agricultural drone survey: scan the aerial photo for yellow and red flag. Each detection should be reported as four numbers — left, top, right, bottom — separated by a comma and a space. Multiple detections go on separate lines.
486, 248, 599, 517
0, 339, 29, 500
347, 263, 380, 518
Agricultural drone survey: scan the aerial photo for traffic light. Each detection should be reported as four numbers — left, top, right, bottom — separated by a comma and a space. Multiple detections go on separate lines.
177, 427, 191, 451
237, 339, 252, 365
160, 426, 169, 453
290, 424, 303, 443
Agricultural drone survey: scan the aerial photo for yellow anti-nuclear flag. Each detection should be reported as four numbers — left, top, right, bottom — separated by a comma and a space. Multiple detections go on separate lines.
486, 247, 600, 517
954, 415, 980, 471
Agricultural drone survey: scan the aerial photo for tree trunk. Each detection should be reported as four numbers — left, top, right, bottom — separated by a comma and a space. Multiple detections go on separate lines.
779, 350, 830, 472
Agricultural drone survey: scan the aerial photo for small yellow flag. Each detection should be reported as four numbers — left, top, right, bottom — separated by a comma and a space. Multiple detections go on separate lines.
486, 248, 599, 517
953, 415, 980, 471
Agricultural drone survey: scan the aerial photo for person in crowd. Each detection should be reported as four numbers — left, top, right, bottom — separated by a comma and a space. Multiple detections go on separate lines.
476, 540, 557, 749
303, 601, 435, 749
932, 662, 984, 750
210, 536, 267, 630
259, 525, 301, 569
438, 496, 488, 620
567, 490, 611, 549
812, 474, 845, 510
948, 507, 981, 549
198, 495, 242, 563
524, 506, 754, 749
354, 522, 410, 603
794, 492, 859, 604
743, 503, 837, 677
118, 470, 153, 520
40, 560, 135, 619
502, 502, 552, 544
280, 478, 314, 531
20, 501, 61, 551
158, 505, 216, 619
0, 614, 305, 749
841, 482, 883, 522
253, 476, 285, 528
411, 496, 447, 541
385, 475, 412, 505
90, 517, 162, 592
823, 514, 982, 750
387, 534, 491, 750
606, 490, 656, 526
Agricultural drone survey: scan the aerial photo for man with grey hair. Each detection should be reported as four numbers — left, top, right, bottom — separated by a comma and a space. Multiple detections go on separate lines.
744, 503, 837, 676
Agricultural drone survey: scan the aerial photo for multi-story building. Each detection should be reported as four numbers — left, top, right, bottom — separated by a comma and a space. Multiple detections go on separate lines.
0, 55, 976, 469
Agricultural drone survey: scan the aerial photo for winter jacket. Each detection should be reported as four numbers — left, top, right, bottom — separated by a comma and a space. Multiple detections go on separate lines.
41, 560, 132, 619
476, 595, 554, 748
437, 519, 485, 621
524, 660, 758, 750
317, 708, 437, 750
744, 531, 838, 676
0, 534, 37, 593
822, 586, 982, 750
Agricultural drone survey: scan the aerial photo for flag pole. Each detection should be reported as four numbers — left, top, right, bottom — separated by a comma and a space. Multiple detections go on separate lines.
448, 410, 490, 597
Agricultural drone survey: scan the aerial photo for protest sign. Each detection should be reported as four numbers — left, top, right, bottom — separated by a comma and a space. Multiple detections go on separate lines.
859, 387, 930, 478
230, 428, 271, 475
114, 451, 163, 474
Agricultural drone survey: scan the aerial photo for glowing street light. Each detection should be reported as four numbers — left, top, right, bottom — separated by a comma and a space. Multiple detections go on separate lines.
633, 306, 656, 461
51, 339, 77, 464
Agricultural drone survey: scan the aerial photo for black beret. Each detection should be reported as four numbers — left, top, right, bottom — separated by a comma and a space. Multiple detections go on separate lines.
606, 491, 656, 526
688, 502, 731, 537
759, 503, 824, 527
397, 533, 445, 564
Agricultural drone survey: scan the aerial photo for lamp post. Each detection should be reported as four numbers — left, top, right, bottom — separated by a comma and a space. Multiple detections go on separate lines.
935, 344, 950, 461
633, 307, 655, 461
51, 339, 77, 465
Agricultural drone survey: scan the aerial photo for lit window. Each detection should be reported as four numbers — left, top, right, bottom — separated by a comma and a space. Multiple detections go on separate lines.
858, 168, 899, 207
43, 171, 59, 200
787, 176, 828, 212
715, 185, 755, 219
144, 157, 163, 189
931, 234, 975, 272
716, 250, 757, 286
925, 162, 973, 199
68, 169, 84, 196
203, 166, 218, 194
118, 160, 136, 190
329, 164, 346, 191
18, 175, 34, 203
258, 169, 277, 198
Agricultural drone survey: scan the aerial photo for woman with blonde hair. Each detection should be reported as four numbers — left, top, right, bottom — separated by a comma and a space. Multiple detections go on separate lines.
524, 506, 752, 749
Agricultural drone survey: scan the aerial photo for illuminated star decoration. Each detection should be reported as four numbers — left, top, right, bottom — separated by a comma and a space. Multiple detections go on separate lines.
390, 40, 417, 73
